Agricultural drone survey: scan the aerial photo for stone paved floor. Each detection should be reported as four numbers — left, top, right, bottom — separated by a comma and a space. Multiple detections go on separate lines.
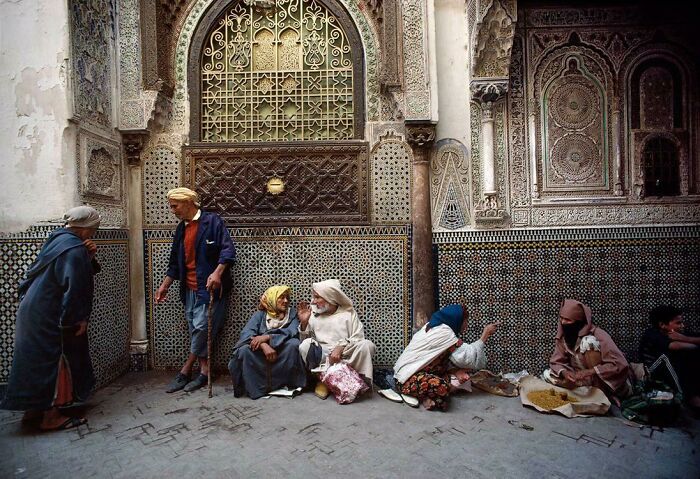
2, 371, 698, 478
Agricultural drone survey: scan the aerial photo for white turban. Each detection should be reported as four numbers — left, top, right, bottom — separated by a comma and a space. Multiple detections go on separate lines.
63, 206, 101, 229
312, 279, 353, 308
167, 187, 200, 207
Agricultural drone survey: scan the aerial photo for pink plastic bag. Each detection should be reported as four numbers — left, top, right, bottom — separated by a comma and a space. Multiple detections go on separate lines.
321, 362, 369, 404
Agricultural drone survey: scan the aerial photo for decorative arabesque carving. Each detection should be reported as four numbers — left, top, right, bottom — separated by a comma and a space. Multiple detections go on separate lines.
70, 0, 116, 129
431, 141, 471, 230
533, 46, 614, 197
468, 1, 516, 225
183, 142, 369, 225
119, 0, 171, 138
401, 0, 431, 119
469, 0, 517, 79
86, 148, 118, 197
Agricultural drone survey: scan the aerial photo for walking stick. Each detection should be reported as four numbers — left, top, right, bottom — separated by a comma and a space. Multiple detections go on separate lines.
207, 297, 214, 398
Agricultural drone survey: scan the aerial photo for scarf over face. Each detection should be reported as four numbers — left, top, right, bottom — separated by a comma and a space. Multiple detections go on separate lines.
262, 285, 291, 329
559, 299, 589, 348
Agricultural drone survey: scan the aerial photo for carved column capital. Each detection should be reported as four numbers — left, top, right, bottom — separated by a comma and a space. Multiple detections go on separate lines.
470, 79, 509, 105
121, 130, 150, 166
405, 121, 436, 149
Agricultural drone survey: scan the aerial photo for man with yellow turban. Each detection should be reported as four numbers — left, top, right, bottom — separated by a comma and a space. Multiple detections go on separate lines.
297, 279, 375, 399
228, 285, 307, 399
155, 187, 236, 393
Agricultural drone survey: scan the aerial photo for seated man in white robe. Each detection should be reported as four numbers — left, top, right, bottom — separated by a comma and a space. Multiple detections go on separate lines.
297, 279, 375, 399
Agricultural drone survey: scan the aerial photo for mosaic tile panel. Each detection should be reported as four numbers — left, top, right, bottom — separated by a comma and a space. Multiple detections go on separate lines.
144, 226, 411, 370
436, 226, 700, 375
370, 139, 412, 223
143, 146, 180, 228
88, 241, 131, 388
0, 229, 130, 389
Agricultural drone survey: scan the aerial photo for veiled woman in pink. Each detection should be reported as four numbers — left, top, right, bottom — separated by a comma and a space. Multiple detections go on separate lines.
543, 299, 632, 402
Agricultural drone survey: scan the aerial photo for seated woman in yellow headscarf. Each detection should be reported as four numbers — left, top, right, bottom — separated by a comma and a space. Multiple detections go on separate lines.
228, 285, 307, 399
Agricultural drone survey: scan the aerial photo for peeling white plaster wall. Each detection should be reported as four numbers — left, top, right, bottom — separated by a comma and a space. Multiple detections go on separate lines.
434, 0, 470, 146
0, 0, 76, 233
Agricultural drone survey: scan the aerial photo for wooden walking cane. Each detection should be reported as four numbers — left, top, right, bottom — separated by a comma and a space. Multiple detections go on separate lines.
207, 297, 214, 398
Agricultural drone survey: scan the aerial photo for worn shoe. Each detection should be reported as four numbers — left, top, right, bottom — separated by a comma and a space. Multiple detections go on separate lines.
401, 394, 420, 408
377, 388, 402, 403
183, 374, 208, 393
166, 373, 190, 393
314, 382, 329, 400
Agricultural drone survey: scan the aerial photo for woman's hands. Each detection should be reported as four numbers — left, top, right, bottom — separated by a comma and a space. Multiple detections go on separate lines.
479, 321, 502, 343
260, 343, 277, 362
250, 335, 270, 351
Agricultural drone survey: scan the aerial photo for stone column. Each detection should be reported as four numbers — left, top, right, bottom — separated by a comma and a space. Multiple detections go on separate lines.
527, 98, 540, 199
123, 131, 149, 371
471, 80, 507, 222
612, 96, 623, 196
406, 121, 436, 329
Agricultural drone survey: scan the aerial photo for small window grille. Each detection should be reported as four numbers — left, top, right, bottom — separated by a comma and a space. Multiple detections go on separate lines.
642, 137, 679, 197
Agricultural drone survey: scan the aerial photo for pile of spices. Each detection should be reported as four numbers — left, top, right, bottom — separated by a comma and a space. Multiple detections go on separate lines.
527, 388, 579, 410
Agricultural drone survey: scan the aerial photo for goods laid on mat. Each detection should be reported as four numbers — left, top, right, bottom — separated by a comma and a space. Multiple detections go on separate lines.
470, 370, 519, 397
527, 388, 579, 410
520, 375, 610, 418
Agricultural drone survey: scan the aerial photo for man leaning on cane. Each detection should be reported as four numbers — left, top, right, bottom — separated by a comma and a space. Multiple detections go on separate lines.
155, 187, 236, 393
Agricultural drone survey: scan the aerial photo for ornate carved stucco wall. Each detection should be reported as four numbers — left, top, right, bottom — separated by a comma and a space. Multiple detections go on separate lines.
121, 0, 421, 367
431, 2, 700, 231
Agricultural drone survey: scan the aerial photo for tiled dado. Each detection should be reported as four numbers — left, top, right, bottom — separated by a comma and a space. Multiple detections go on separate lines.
144, 225, 412, 370
435, 226, 700, 374
0, 228, 130, 388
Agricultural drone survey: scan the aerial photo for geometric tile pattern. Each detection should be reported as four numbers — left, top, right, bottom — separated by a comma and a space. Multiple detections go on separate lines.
0, 229, 130, 389
88, 241, 131, 388
143, 146, 180, 228
144, 225, 411, 370
436, 226, 700, 375
370, 139, 412, 223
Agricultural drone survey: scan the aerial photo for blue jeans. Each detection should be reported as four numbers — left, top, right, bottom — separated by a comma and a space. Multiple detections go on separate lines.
185, 289, 228, 357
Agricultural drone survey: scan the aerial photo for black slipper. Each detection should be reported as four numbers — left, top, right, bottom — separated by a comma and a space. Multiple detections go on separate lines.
40, 417, 87, 432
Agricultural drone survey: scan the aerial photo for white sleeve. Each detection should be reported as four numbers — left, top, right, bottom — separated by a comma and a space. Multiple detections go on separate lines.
449, 340, 486, 370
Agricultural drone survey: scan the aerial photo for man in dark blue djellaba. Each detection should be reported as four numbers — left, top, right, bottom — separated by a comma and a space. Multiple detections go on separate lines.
155, 187, 236, 393
1, 206, 101, 431
229, 285, 307, 399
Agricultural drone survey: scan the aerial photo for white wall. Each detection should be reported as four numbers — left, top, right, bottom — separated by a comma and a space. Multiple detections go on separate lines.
0, 0, 76, 233
434, 0, 470, 145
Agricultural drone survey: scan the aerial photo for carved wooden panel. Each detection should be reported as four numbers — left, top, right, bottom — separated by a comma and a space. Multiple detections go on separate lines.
183, 141, 369, 225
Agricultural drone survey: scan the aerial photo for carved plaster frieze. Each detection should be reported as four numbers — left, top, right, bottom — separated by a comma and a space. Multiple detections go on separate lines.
469, 0, 517, 80
531, 203, 700, 226
78, 131, 122, 204
401, 0, 431, 119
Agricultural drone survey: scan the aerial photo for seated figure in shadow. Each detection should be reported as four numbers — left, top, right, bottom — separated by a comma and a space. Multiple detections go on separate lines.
229, 285, 307, 399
